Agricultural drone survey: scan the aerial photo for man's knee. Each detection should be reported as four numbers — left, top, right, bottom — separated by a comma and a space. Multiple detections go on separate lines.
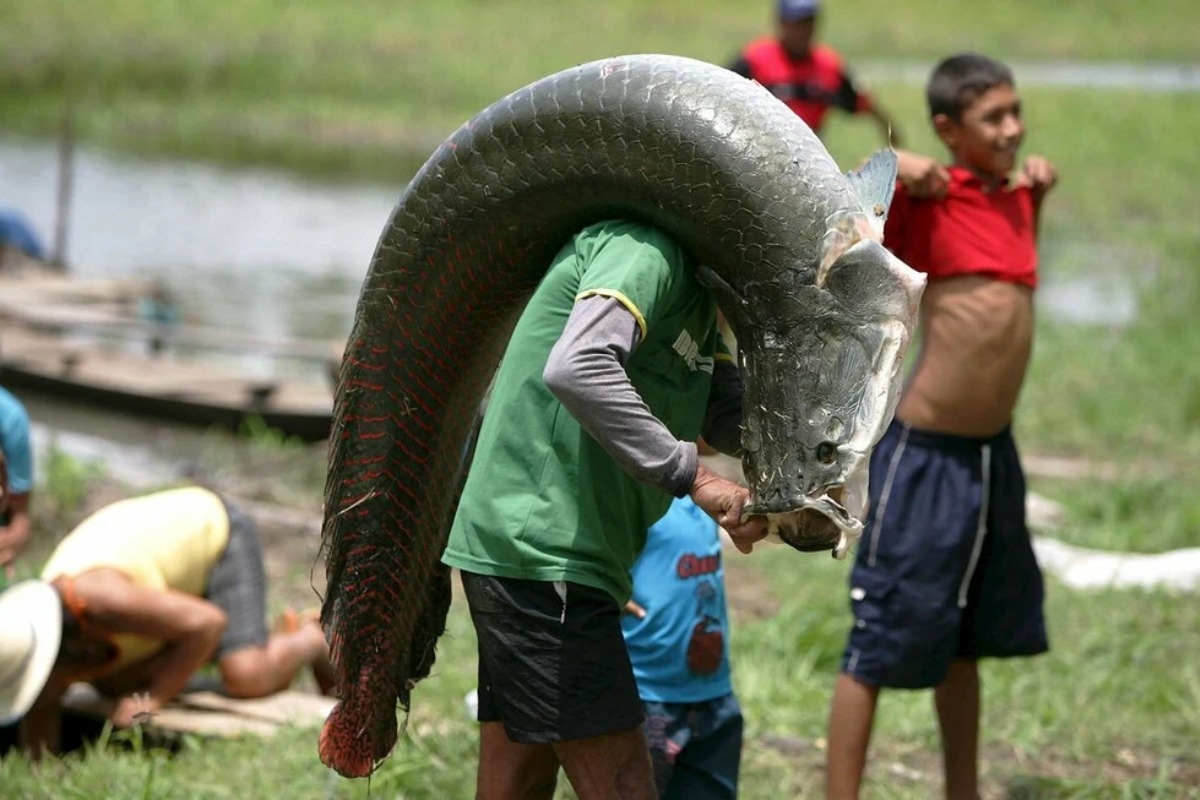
555, 728, 656, 800
480, 768, 558, 800
477, 723, 559, 800
218, 647, 274, 697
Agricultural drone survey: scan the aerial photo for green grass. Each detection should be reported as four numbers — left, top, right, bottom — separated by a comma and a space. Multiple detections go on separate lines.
5, 553, 1198, 798
2, 1, 1199, 179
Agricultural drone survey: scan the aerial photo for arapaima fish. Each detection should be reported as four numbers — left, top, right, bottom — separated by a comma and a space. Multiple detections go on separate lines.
318, 54, 924, 778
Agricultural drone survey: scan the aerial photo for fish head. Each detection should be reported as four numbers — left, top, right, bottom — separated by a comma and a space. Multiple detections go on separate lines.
733, 236, 925, 558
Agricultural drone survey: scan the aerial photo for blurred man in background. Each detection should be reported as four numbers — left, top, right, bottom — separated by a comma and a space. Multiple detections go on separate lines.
728, 0, 901, 145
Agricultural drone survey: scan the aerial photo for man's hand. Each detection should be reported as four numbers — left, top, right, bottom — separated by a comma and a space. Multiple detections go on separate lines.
895, 149, 950, 199
1016, 155, 1058, 206
688, 465, 767, 554
111, 692, 161, 728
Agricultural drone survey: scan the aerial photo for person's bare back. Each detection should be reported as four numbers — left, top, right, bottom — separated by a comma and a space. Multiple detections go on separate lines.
897, 275, 1033, 437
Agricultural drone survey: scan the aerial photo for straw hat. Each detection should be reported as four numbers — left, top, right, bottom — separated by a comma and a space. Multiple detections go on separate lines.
0, 580, 63, 725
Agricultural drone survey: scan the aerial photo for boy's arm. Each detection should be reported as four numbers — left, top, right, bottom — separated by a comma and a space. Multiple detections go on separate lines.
835, 65, 901, 147
73, 571, 227, 725
894, 150, 950, 198
1017, 155, 1058, 237
866, 104, 902, 148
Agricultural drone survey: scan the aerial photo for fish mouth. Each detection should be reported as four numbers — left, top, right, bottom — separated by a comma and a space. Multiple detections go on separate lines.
744, 485, 863, 560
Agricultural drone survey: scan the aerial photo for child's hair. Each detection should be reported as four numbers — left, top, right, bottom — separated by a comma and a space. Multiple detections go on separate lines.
926, 53, 1015, 121
57, 595, 119, 671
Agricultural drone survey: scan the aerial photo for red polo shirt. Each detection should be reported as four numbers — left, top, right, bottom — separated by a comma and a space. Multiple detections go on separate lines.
732, 38, 871, 133
883, 166, 1038, 288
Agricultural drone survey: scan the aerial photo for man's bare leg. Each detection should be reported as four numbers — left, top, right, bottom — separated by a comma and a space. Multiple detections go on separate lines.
477, 721, 561, 800
934, 659, 980, 800
826, 672, 880, 800
219, 622, 329, 698
553, 726, 656, 800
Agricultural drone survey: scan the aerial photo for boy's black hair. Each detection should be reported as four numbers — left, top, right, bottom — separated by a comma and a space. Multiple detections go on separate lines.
926, 53, 1015, 121
57, 593, 119, 670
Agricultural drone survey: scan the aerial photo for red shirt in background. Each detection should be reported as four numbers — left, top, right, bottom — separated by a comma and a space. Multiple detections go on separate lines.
729, 38, 871, 133
883, 166, 1038, 289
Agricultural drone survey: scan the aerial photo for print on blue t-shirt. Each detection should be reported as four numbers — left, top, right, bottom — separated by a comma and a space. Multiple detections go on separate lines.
622, 496, 733, 703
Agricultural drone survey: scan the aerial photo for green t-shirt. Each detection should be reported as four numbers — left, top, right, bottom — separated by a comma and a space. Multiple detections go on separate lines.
442, 219, 721, 604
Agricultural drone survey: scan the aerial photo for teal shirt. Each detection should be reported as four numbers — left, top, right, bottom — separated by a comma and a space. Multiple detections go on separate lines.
442, 220, 721, 604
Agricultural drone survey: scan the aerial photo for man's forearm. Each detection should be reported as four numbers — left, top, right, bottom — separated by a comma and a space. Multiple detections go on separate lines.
544, 296, 698, 496
144, 633, 222, 708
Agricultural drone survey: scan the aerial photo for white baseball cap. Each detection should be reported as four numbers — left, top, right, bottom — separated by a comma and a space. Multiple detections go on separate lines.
0, 580, 63, 725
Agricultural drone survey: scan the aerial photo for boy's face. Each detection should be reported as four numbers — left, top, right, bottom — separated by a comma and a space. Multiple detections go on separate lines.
779, 17, 816, 59
934, 83, 1024, 180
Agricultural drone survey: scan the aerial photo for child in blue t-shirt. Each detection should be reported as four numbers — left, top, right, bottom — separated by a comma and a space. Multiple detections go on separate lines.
0, 385, 34, 579
623, 495, 743, 799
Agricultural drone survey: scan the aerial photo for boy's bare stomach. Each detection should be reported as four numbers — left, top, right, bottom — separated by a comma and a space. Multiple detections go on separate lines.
896, 275, 1034, 438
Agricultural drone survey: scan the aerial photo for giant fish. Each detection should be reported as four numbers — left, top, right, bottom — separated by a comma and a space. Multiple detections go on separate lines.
318, 53, 924, 777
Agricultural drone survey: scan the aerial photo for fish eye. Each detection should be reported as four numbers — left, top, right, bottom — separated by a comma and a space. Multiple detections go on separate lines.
816, 441, 838, 464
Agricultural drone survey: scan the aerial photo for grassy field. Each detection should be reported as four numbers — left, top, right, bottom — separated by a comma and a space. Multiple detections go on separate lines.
2, 0, 1198, 178
4, 513, 1197, 799
1, 0, 1198, 797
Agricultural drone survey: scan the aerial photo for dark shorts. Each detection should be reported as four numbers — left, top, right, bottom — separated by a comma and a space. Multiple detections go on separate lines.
461, 571, 643, 744
842, 421, 1049, 689
642, 694, 743, 800
205, 497, 269, 659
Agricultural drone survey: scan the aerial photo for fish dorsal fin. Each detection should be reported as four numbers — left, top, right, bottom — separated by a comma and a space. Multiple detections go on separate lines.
845, 149, 898, 238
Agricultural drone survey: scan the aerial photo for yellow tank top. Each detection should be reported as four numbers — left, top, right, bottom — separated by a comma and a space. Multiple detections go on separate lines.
41, 486, 231, 667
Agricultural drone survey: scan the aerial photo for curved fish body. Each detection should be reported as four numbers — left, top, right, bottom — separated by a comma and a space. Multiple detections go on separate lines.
319, 53, 923, 777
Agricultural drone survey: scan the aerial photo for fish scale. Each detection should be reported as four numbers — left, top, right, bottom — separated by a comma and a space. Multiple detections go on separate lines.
319, 53, 923, 778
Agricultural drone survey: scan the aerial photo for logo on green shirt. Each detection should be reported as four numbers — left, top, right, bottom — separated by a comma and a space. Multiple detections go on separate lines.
671, 329, 714, 374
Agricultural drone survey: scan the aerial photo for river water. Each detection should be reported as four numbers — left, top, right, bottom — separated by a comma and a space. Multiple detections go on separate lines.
0, 137, 397, 343
0, 105, 1145, 477
0, 136, 405, 478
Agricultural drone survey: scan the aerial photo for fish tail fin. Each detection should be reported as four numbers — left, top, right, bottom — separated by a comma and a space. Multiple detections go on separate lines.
845, 149, 898, 238
318, 672, 400, 778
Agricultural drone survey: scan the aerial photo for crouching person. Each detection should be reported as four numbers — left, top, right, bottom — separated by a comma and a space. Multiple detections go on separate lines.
0, 485, 332, 757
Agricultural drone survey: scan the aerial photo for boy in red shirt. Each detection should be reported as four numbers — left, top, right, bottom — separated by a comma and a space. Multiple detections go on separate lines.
824, 53, 1058, 800
728, 0, 900, 145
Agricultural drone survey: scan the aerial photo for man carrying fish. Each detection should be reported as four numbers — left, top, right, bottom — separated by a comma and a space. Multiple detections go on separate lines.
316, 54, 925, 789
441, 220, 767, 800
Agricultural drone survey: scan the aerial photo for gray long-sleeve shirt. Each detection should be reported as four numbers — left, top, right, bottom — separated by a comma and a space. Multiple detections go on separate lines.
543, 296, 744, 497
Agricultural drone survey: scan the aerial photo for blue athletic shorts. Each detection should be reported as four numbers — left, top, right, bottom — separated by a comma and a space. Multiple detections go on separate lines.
841, 421, 1049, 689
642, 693, 743, 800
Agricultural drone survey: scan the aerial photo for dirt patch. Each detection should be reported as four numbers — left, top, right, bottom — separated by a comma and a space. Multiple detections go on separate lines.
749, 736, 1200, 798
723, 546, 782, 621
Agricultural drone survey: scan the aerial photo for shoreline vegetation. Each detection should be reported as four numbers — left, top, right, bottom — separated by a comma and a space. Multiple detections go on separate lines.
2, 1, 1198, 797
